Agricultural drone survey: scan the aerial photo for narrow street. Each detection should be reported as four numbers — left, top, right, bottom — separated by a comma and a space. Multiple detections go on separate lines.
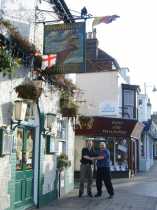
36, 161, 157, 210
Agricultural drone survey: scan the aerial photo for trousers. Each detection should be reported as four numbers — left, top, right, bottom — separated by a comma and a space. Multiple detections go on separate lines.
79, 164, 93, 194
96, 167, 114, 196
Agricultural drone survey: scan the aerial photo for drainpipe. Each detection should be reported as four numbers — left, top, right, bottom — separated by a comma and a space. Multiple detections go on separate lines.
37, 100, 42, 208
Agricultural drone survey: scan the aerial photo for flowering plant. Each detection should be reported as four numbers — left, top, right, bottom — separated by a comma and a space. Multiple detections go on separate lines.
0, 47, 21, 77
57, 153, 71, 171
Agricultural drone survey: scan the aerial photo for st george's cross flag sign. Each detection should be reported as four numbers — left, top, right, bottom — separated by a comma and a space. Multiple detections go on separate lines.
42, 54, 57, 69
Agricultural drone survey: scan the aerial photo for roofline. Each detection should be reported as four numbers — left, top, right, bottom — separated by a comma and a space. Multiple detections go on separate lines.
54, 0, 74, 23
122, 83, 140, 92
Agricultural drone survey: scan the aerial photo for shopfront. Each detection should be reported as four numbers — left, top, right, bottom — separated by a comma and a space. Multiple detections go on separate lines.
75, 116, 142, 178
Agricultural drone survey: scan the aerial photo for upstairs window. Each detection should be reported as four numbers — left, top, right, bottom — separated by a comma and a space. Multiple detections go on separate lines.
122, 84, 138, 119
123, 89, 134, 106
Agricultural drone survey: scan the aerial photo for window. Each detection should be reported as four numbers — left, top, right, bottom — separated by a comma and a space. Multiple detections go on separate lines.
25, 102, 35, 121
123, 89, 134, 106
141, 133, 145, 157
16, 128, 23, 170
16, 128, 34, 170
56, 118, 67, 155
93, 138, 129, 172
115, 139, 128, 171
0, 129, 12, 156
57, 118, 66, 139
42, 0, 54, 3
139, 99, 143, 106
122, 87, 137, 119
155, 144, 157, 156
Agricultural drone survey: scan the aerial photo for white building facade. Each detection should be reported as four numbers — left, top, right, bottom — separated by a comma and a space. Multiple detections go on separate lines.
0, 0, 75, 209
138, 94, 154, 171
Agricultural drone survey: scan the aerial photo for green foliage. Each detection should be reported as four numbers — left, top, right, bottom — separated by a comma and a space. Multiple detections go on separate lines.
15, 80, 42, 101
59, 90, 79, 117
0, 47, 21, 77
57, 153, 71, 171
0, 20, 35, 54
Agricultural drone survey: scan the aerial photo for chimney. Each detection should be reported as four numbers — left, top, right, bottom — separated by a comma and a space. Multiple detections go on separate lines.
87, 32, 92, 39
93, 28, 96, 39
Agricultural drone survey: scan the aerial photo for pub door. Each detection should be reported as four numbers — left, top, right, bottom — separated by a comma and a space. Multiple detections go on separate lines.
128, 139, 135, 177
131, 139, 139, 175
14, 127, 35, 208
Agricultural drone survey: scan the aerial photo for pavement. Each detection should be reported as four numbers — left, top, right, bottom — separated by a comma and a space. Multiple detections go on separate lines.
34, 161, 157, 210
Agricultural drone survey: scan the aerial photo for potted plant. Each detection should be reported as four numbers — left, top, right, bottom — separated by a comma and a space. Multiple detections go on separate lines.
57, 153, 71, 171
57, 153, 71, 198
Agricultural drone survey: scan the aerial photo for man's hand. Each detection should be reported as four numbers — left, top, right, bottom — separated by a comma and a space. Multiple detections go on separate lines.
83, 155, 92, 160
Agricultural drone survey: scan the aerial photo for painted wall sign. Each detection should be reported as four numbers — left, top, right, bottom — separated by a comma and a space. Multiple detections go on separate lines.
75, 116, 137, 138
99, 101, 117, 115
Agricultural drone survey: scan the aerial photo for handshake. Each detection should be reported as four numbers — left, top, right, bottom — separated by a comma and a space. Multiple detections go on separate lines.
84, 156, 96, 160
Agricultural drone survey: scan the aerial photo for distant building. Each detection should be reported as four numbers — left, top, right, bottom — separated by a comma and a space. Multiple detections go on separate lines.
75, 30, 142, 179
138, 94, 154, 171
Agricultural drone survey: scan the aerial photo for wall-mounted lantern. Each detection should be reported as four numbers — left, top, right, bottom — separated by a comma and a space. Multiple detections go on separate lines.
45, 113, 56, 130
43, 113, 57, 136
45, 135, 58, 154
11, 100, 28, 130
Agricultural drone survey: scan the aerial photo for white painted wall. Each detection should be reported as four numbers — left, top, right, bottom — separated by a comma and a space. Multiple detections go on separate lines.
138, 94, 152, 122
0, 156, 11, 210
64, 119, 75, 192
76, 71, 127, 118
0, 0, 75, 207
74, 136, 86, 171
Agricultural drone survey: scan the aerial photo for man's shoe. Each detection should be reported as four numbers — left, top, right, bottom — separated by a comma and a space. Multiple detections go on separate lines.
95, 193, 101, 197
88, 192, 93, 197
108, 194, 114, 199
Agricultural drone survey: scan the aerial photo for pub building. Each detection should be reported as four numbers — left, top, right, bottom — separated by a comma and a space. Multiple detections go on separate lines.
75, 116, 144, 178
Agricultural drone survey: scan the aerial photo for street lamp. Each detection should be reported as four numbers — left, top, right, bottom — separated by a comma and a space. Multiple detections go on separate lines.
152, 86, 157, 92
144, 83, 157, 95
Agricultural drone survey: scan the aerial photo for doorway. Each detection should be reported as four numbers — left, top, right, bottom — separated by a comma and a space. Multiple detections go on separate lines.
14, 127, 35, 208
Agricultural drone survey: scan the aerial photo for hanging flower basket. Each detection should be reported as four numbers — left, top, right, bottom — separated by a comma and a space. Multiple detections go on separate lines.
61, 104, 78, 117
60, 93, 79, 118
15, 80, 42, 101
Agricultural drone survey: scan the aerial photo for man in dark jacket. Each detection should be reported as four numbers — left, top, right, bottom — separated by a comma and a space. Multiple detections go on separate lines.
79, 140, 95, 197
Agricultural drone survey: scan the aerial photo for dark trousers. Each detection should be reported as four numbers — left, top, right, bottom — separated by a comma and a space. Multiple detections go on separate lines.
96, 167, 114, 196
79, 164, 93, 194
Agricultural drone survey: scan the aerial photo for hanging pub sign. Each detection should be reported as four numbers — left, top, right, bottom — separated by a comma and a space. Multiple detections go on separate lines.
43, 22, 86, 74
